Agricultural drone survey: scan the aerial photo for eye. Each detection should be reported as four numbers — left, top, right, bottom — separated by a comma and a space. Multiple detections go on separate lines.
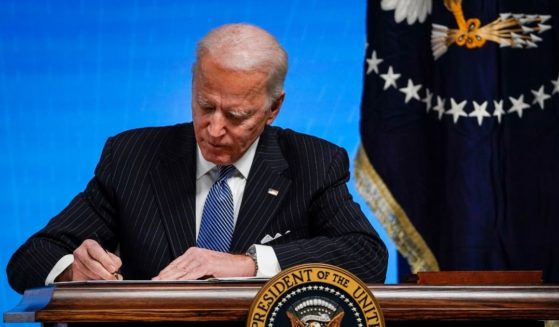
199, 104, 215, 113
226, 111, 248, 123
196, 95, 215, 113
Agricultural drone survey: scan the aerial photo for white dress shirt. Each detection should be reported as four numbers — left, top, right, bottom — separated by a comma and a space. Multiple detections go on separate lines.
46, 138, 280, 284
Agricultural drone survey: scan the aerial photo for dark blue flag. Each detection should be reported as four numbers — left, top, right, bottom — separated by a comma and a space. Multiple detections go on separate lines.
356, 0, 559, 282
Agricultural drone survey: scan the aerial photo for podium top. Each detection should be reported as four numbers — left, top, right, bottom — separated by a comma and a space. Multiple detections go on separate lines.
4, 281, 559, 323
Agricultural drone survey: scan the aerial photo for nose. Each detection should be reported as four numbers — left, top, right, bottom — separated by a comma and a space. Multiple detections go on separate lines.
207, 112, 227, 138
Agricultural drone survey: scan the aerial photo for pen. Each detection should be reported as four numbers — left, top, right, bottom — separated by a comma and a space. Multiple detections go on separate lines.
92, 233, 123, 280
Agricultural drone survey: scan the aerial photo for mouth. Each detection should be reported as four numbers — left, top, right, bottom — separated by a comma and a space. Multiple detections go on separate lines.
207, 142, 226, 149
203, 140, 232, 153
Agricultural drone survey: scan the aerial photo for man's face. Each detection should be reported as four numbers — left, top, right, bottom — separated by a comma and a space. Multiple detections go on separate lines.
192, 55, 282, 165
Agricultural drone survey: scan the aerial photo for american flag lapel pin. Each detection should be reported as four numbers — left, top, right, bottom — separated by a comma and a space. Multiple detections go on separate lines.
267, 188, 279, 196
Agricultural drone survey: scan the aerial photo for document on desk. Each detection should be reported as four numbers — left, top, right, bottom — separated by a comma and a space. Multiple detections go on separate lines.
55, 276, 270, 285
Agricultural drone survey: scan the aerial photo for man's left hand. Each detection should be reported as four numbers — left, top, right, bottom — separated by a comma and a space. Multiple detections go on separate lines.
152, 247, 256, 280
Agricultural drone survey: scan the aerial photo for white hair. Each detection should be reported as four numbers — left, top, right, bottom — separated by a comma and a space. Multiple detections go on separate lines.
194, 23, 288, 104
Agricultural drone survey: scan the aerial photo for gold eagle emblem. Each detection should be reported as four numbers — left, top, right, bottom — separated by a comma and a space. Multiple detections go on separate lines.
432, 0, 551, 59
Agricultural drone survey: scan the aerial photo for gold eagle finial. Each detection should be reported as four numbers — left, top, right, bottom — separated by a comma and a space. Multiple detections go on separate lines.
432, 0, 551, 59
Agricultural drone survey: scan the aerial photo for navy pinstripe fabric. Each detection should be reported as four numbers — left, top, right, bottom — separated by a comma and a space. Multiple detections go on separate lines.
7, 123, 387, 293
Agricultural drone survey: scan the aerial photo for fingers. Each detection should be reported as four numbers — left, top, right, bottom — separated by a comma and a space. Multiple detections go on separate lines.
107, 252, 123, 270
72, 239, 122, 281
154, 264, 201, 280
153, 248, 208, 280
152, 247, 255, 281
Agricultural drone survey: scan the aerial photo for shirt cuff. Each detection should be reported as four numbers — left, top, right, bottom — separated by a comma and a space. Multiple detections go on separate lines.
45, 254, 74, 285
253, 244, 281, 278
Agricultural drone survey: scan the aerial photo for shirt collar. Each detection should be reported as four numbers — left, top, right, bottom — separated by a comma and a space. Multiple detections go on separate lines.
196, 137, 260, 180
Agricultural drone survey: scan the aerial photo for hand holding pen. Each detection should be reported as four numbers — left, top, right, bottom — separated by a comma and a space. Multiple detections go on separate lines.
57, 238, 123, 282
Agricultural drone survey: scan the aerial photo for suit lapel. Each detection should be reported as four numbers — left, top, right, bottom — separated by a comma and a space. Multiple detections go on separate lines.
230, 127, 291, 252
150, 124, 197, 259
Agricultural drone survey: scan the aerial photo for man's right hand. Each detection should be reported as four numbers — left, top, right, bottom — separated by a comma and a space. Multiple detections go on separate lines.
56, 239, 122, 282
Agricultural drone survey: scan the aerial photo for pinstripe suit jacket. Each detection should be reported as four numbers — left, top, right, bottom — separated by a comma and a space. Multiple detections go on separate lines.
7, 123, 387, 293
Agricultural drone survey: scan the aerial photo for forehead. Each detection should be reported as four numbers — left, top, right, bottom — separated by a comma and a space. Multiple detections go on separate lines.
194, 55, 269, 100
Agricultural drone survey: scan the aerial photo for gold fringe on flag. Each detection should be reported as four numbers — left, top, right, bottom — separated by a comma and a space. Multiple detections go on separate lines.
354, 144, 439, 273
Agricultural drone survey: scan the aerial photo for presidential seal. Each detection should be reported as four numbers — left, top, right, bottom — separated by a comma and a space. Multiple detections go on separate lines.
247, 263, 384, 327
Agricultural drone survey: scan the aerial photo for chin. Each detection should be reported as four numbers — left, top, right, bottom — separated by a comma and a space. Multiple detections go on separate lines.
212, 158, 233, 165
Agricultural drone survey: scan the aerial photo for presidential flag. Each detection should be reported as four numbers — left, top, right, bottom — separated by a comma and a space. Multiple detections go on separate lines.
356, 0, 559, 282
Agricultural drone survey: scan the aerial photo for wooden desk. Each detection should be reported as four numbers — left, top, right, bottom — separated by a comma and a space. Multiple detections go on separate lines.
4, 281, 559, 324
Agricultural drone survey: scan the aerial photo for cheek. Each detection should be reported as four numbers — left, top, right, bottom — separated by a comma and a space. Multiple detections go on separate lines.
193, 114, 209, 131
193, 120, 209, 145
225, 129, 251, 150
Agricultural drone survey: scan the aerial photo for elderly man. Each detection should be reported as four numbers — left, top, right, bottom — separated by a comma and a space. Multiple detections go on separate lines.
7, 23, 387, 294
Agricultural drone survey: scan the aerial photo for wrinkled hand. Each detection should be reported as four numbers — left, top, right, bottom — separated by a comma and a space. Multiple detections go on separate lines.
58, 239, 123, 281
152, 247, 255, 280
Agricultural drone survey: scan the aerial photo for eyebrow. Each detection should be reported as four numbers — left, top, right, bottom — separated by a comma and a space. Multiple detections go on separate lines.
197, 95, 212, 107
228, 109, 252, 119
196, 94, 256, 119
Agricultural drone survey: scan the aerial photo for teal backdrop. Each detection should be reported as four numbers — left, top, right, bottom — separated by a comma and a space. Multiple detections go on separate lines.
0, 1, 397, 325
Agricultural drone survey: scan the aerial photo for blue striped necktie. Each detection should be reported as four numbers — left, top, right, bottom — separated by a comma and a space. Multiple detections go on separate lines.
197, 165, 236, 252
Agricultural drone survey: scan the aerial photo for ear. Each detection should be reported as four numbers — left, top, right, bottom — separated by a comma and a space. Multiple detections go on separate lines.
266, 92, 285, 125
